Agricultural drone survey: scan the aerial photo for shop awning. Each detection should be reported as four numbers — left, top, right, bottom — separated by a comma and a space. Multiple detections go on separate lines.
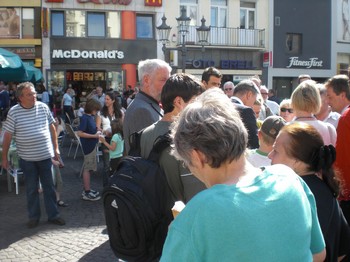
23, 63, 43, 83
0, 48, 43, 83
0, 47, 27, 82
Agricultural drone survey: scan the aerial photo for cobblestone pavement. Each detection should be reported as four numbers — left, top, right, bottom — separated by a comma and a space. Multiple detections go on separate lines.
0, 143, 117, 262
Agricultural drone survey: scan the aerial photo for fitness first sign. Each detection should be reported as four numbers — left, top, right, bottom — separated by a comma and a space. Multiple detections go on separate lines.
52, 49, 124, 59
286, 57, 323, 69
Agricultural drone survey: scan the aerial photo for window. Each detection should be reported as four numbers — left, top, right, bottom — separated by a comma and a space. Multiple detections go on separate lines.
51, 10, 120, 38
180, 0, 198, 26
22, 8, 34, 38
107, 12, 121, 38
136, 14, 153, 39
240, 2, 255, 29
0, 7, 34, 39
66, 10, 85, 37
51, 11, 64, 36
87, 12, 105, 37
211, 0, 227, 27
285, 33, 302, 54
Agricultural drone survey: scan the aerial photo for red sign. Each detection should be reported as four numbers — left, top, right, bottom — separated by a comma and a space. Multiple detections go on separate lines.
145, 0, 162, 7
263, 51, 272, 67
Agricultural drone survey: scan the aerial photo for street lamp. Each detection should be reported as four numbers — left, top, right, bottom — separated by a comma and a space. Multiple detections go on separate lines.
197, 17, 211, 52
156, 15, 172, 54
157, 7, 210, 73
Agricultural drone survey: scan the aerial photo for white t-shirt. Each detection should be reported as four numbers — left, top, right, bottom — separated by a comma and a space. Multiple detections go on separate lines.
246, 149, 271, 168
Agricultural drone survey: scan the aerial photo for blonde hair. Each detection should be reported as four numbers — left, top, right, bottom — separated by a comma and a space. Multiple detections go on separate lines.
291, 80, 321, 114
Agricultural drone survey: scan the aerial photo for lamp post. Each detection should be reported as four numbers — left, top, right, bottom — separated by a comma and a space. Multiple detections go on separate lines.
196, 17, 211, 52
157, 8, 210, 73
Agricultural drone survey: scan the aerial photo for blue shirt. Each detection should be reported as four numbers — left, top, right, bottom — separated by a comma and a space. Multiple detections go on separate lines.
78, 114, 98, 155
161, 164, 325, 262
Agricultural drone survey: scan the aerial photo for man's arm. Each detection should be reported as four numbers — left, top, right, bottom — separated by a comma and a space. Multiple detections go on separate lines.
49, 123, 60, 156
1, 131, 13, 170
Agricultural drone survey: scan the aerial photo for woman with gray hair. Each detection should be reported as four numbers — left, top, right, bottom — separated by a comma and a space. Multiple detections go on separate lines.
160, 88, 326, 261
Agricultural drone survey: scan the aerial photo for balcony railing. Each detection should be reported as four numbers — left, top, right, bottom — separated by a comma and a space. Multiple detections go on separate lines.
179, 26, 265, 48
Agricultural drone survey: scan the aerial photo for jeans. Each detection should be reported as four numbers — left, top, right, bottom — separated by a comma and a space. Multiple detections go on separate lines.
20, 158, 60, 221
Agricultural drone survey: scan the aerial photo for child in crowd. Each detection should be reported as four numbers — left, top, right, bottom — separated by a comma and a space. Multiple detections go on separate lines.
77, 102, 85, 117
246, 116, 286, 168
77, 99, 102, 201
99, 118, 124, 176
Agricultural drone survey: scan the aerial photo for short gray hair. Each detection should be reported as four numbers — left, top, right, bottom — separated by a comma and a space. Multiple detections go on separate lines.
138, 59, 172, 87
233, 80, 260, 96
171, 88, 248, 168
16, 82, 34, 99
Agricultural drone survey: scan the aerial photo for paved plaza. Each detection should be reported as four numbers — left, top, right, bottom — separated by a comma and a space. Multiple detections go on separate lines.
0, 142, 117, 261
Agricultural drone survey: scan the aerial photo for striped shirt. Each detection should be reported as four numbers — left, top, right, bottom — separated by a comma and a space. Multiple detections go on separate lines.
4, 101, 55, 161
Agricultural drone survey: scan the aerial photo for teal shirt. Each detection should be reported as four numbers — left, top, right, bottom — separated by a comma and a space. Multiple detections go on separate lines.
161, 164, 325, 262
109, 133, 124, 159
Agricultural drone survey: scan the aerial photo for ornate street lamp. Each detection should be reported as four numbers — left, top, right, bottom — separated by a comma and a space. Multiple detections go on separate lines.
157, 7, 210, 73
156, 15, 172, 53
176, 7, 191, 73
196, 17, 211, 52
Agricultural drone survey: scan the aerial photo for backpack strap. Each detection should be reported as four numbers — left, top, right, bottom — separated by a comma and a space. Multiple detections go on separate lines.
147, 132, 171, 163
128, 128, 145, 157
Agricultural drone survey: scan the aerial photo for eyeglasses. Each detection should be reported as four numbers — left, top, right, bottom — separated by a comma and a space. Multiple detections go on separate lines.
260, 92, 268, 95
224, 88, 232, 91
280, 108, 293, 113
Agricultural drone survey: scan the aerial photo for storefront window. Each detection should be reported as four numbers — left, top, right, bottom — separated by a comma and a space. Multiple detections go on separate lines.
136, 14, 154, 39
51, 11, 64, 36
108, 71, 124, 93
47, 70, 65, 111
87, 12, 105, 37
107, 12, 121, 38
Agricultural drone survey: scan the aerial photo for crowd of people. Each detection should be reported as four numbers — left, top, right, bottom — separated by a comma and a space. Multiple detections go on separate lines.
1, 59, 350, 260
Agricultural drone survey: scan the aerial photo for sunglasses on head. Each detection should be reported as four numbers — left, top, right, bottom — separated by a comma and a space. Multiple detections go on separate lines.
280, 108, 293, 113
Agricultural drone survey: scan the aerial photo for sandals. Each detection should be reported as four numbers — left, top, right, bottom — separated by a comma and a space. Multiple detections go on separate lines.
57, 200, 68, 207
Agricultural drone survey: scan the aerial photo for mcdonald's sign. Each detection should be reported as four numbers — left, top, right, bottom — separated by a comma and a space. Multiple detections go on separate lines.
145, 0, 162, 7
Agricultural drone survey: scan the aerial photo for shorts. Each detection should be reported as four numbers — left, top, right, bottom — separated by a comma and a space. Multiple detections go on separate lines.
83, 148, 97, 171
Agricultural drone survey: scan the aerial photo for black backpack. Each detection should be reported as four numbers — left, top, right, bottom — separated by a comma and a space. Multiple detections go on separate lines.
102, 134, 174, 262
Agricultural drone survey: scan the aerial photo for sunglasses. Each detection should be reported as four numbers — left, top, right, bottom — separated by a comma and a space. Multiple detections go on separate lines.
280, 108, 293, 113
224, 88, 232, 91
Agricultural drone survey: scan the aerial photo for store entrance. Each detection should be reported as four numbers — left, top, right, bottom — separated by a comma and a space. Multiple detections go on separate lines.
66, 70, 107, 105
47, 69, 124, 111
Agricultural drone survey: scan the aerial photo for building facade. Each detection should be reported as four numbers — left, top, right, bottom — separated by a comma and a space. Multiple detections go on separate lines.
265, 0, 350, 99
42, 0, 165, 102
2, 0, 349, 103
161, 0, 268, 84
0, 0, 42, 69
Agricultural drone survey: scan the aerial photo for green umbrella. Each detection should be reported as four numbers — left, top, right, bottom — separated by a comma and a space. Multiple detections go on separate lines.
0, 47, 27, 82
23, 63, 43, 83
